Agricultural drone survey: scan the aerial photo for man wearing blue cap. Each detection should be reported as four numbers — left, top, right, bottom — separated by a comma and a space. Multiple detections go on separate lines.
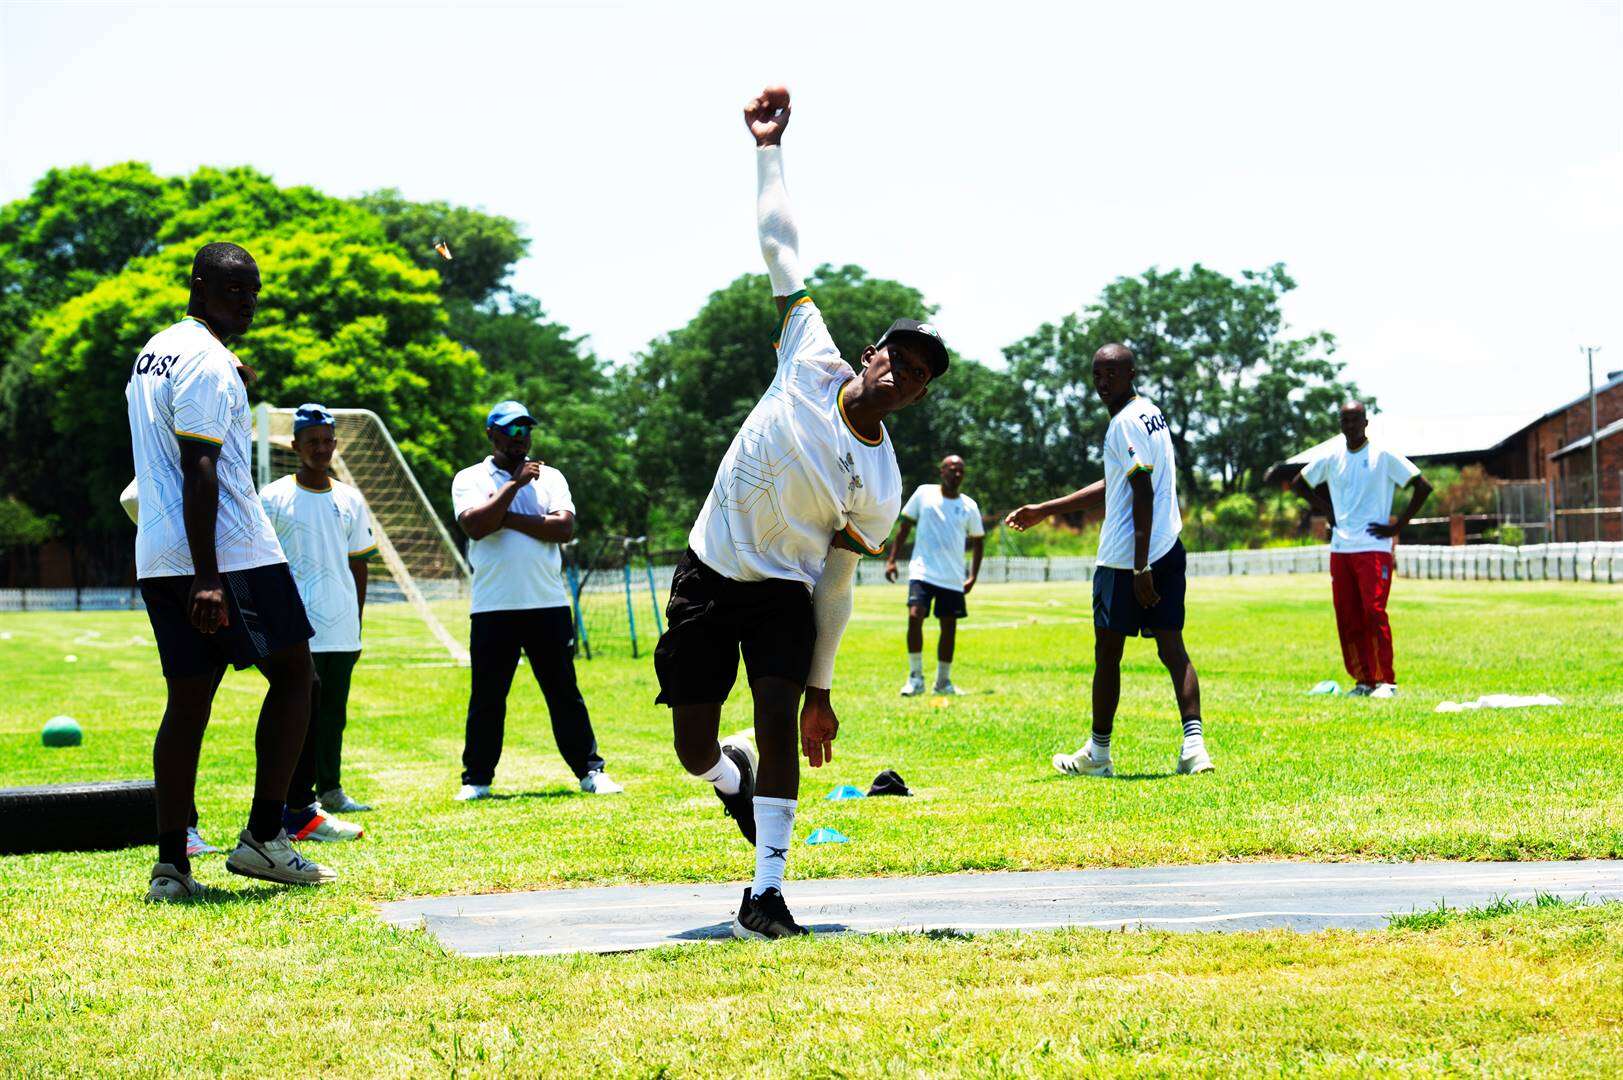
260, 404, 378, 839
449, 401, 620, 799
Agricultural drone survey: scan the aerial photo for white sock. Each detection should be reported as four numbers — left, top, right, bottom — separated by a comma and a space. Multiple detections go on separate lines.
1086, 738, 1111, 762
1182, 733, 1206, 754
751, 796, 796, 898
908, 653, 923, 678
935, 660, 953, 685
700, 749, 741, 797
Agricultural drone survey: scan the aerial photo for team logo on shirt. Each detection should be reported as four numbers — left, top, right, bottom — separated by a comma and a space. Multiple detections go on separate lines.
133, 352, 181, 378
1140, 412, 1168, 435
837, 451, 863, 496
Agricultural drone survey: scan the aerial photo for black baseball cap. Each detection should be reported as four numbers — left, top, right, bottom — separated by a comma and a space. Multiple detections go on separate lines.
876, 319, 949, 379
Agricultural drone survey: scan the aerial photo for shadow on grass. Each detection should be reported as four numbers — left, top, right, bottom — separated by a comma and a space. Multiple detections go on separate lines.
480, 789, 580, 802
172, 882, 309, 905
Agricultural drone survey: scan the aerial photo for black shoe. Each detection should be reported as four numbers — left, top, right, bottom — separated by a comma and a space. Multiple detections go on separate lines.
716, 738, 756, 845
732, 887, 809, 940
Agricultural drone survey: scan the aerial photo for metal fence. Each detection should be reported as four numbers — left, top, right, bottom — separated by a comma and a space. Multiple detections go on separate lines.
4, 543, 1619, 612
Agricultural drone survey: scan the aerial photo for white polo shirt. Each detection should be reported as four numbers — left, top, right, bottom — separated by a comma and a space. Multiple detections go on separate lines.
125, 317, 284, 579
1300, 437, 1421, 555
260, 475, 378, 653
901, 484, 984, 591
451, 457, 575, 614
689, 293, 903, 587
1097, 395, 1182, 570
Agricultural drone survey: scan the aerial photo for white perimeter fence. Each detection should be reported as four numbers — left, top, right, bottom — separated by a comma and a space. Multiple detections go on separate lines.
3, 543, 1620, 613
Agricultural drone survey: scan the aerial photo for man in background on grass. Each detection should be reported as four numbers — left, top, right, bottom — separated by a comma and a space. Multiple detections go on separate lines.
1290, 401, 1432, 698
1006, 343, 1213, 779
451, 400, 622, 800
885, 454, 984, 696
127, 241, 335, 901
260, 403, 378, 838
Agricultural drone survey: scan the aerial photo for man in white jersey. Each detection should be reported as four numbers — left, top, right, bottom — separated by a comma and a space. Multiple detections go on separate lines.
652, 86, 949, 939
127, 242, 335, 901
451, 400, 621, 799
1290, 401, 1432, 698
260, 403, 379, 837
885, 454, 985, 696
1007, 344, 1214, 778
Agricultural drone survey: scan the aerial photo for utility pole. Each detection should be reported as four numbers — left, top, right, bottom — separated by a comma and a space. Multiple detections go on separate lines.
1580, 346, 1602, 507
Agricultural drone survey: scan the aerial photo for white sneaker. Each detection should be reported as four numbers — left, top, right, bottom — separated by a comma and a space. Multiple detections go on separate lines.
1053, 746, 1114, 778
1177, 744, 1216, 774
225, 829, 337, 885
285, 805, 364, 842
186, 826, 221, 857
1369, 683, 1398, 699
454, 784, 492, 802
899, 674, 926, 697
580, 770, 624, 795
1346, 683, 1377, 697
319, 787, 372, 813
146, 862, 203, 902
932, 680, 963, 696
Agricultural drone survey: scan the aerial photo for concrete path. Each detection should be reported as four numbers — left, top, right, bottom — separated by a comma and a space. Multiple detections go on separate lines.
379, 860, 1623, 958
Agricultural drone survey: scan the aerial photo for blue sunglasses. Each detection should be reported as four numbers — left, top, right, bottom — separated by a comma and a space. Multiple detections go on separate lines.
493, 422, 533, 438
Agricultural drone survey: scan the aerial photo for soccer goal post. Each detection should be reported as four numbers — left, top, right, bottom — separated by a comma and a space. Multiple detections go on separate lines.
253, 404, 471, 666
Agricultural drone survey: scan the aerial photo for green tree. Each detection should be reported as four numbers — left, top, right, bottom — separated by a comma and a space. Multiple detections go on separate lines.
356, 189, 527, 305
1007, 263, 1360, 502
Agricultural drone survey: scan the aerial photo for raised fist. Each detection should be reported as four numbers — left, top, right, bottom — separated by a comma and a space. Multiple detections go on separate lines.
744, 86, 791, 146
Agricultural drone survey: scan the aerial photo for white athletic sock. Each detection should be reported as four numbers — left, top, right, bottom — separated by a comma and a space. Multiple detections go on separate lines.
908, 653, 923, 678
1182, 733, 1206, 754
935, 660, 953, 685
700, 750, 741, 797
1085, 737, 1111, 762
751, 796, 796, 898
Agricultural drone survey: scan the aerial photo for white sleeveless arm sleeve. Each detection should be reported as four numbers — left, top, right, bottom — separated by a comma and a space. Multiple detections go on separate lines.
756, 145, 804, 297
806, 546, 859, 690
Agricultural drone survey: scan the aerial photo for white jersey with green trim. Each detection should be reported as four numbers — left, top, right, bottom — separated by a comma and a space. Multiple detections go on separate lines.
125, 317, 284, 580
689, 293, 902, 587
259, 475, 377, 653
1097, 395, 1182, 570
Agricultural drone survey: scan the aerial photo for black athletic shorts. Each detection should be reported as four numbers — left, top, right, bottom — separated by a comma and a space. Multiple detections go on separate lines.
1093, 539, 1187, 638
140, 562, 313, 679
906, 579, 968, 620
653, 548, 815, 707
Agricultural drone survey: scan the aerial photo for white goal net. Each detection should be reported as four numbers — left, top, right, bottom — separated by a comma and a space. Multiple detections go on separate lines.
253, 405, 470, 665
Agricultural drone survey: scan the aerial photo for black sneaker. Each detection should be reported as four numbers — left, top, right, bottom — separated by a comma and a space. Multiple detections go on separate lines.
732, 887, 810, 940
716, 736, 757, 844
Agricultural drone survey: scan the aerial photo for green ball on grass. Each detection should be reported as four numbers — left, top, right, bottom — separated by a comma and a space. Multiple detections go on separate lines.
42, 715, 82, 747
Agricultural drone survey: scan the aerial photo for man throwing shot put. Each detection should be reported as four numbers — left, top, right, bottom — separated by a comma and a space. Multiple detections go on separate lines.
1290, 401, 1432, 697
260, 403, 378, 835
128, 242, 334, 901
1006, 344, 1213, 778
885, 454, 985, 696
451, 401, 621, 799
653, 86, 948, 939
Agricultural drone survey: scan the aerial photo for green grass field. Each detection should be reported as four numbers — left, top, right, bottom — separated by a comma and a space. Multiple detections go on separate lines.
2, 575, 1620, 1076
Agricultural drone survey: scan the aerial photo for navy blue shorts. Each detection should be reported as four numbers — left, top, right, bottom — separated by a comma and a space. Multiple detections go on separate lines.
1093, 539, 1187, 638
140, 562, 313, 679
907, 579, 967, 619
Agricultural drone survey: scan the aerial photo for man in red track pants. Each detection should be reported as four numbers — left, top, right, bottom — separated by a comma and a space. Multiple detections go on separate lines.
1292, 402, 1432, 698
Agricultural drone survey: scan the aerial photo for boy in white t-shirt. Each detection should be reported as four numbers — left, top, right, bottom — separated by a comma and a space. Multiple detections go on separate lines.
260, 404, 379, 839
1007, 344, 1213, 779
1291, 401, 1432, 697
652, 86, 948, 940
884, 455, 985, 696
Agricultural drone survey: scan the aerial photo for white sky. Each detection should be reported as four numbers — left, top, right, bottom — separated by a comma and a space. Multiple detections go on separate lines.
3, 0, 1619, 421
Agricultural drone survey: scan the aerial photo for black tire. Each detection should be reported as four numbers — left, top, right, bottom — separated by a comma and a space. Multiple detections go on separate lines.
0, 780, 157, 856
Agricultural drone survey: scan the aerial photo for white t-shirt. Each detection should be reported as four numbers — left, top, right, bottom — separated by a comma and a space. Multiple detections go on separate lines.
1097, 396, 1182, 570
901, 484, 984, 591
125, 317, 285, 580
452, 457, 576, 614
259, 475, 378, 653
689, 294, 903, 587
1300, 438, 1421, 554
